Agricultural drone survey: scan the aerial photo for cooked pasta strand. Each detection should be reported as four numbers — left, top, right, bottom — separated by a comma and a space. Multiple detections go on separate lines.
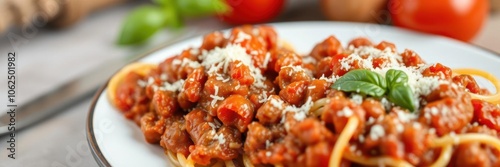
310, 98, 329, 115
242, 155, 255, 167
329, 116, 359, 167
431, 133, 500, 151
224, 160, 236, 167
453, 68, 500, 104
167, 151, 181, 167
342, 151, 414, 167
106, 62, 156, 106
429, 144, 453, 167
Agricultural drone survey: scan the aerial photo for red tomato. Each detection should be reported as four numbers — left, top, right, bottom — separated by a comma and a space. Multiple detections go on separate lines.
218, 0, 285, 24
389, 0, 489, 41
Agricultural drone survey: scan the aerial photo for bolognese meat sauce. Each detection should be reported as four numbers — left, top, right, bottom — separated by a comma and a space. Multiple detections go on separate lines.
112, 25, 500, 167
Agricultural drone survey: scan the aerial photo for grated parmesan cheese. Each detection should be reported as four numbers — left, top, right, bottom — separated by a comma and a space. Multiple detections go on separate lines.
337, 107, 353, 117
268, 96, 313, 121
262, 52, 271, 68
199, 44, 267, 89
210, 86, 224, 107
214, 133, 226, 144
351, 94, 363, 104
234, 31, 251, 43
160, 73, 168, 81
190, 48, 199, 55
137, 80, 147, 88
370, 124, 385, 140
252, 28, 260, 36
159, 79, 185, 92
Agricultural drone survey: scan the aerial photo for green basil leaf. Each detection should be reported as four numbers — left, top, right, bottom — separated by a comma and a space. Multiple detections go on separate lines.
332, 69, 387, 97
333, 81, 387, 97
117, 5, 167, 45
161, 4, 183, 28
152, 0, 171, 6
386, 69, 409, 88
387, 84, 416, 112
175, 0, 229, 17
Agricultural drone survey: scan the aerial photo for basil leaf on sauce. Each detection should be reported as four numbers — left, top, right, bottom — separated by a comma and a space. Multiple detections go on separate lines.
387, 83, 416, 112
386, 69, 409, 88
332, 69, 417, 112
332, 69, 387, 97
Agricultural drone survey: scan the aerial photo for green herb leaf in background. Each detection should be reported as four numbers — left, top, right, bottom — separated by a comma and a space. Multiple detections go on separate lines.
117, 5, 168, 45
175, 0, 229, 17
161, 3, 183, 28
386, 69, 408, 88
332, 69, 387, 97
387, 83, 416, 112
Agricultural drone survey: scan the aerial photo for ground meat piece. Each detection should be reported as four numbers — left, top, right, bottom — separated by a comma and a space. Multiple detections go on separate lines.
273, 52, 303, 73
290, 118, 335, 145
199, 75, 234, 116
115, 72, 150, 123
140, 112, 165, 144
314, 57, 333, 78
348, 37, 372, 48
453, 74, 482, 93
422, 63, 452, 79
185, 109, 217, 143
401, 123, 431, 165
401, 49, 424, 67
472, 99, 500, 132
244, 122, 274, 164
451, 143, 491, 167
303, 141, 334, 167
310, 36, 343, 61
217, 94, 255, 132
200, 31, 227, 51
330, 53, 350, 76
306, 79, 329, 101
259, 135, 303, 166
152, 90, 179, 118
421, 84, 473, 136
322, 96, 366, 139
421, 98, 473, 135
462, 124, 500, 166
280, 80, 309, 106
275, 65, 312, 90
229, 60, 254, 86
185, 109, 242, 165
362, 98, 385, 119
380, 134, 404, 160
375, 41, 396, 52
160, 115, 193, 156
256, 95, 284, 124
177, 67, 206, 110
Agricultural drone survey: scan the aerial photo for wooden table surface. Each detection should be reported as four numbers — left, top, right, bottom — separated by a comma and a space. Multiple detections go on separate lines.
0, 1, 498, 166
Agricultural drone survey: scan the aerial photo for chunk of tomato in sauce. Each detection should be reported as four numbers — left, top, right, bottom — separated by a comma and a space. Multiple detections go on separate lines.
422, 63, 452, 79
472, 99, 500, 132
330, 53, 350, 76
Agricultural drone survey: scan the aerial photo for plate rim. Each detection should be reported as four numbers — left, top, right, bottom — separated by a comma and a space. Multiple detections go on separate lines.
85, 21, 500, 167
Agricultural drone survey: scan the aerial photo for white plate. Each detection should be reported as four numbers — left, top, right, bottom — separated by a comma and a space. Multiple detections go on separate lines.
86, 21, 500, 167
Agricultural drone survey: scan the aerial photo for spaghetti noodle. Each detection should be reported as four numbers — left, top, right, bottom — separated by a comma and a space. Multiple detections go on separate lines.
453, 68, 500, 104
107, 25, 500, 167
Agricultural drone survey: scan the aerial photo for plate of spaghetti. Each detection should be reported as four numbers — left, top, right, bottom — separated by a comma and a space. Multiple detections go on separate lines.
87, 22, 500, 167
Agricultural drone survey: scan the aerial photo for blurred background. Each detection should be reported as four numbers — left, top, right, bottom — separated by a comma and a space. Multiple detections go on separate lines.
0, 0, 499, 166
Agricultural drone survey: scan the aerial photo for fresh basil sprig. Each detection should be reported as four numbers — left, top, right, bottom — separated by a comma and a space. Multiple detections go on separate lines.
385, 69, 408, 88
332, 69, 416, 112
385, 69, 415, 111
332, 69, 387, 97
